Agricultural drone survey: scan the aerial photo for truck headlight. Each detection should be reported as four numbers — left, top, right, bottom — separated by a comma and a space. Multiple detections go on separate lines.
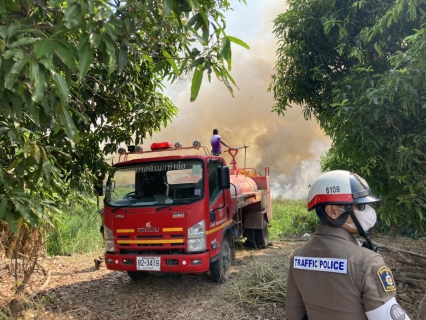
187, 220, 206, 252
104, 225, 115, 252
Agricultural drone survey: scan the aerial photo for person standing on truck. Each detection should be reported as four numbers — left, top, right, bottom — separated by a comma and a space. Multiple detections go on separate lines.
286, 170, 411, 320
210, 128, 232, 156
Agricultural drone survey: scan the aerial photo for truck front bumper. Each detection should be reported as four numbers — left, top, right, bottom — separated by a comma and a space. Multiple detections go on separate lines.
104, 252, 210, 273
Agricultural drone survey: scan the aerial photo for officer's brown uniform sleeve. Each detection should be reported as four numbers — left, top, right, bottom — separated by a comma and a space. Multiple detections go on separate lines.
286, 257, 307, 320
361, 255, 396, 312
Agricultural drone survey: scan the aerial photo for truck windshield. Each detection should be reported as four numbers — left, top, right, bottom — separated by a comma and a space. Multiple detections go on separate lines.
106, 160, 204, 207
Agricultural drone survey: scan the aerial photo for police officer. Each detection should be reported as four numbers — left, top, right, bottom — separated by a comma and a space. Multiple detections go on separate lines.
286, 170, 411, 320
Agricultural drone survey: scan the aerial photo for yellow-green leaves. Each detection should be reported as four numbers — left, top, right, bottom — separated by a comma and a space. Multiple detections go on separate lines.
190, 66, 203, 102
225, 36, 250, 49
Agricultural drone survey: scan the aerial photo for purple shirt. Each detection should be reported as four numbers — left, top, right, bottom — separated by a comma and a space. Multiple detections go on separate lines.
210, 135, 222, 153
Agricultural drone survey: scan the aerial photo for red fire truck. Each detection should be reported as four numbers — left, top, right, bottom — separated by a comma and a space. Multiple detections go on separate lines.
102, 140, 271, 283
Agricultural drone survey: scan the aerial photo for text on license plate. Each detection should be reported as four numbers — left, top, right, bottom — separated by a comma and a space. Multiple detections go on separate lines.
136, 257, 161, 271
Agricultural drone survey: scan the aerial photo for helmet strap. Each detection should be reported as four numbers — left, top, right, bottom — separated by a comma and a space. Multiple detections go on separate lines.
345, 205, 378, 252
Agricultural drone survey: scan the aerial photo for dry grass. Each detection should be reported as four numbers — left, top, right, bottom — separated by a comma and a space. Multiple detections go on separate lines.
227, 256, 288, 309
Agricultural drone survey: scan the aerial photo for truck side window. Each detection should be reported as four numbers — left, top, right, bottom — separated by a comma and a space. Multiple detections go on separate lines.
208, 162, 221, 206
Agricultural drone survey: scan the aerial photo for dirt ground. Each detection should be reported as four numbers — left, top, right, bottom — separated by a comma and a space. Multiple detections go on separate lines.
1, 234, 425, 319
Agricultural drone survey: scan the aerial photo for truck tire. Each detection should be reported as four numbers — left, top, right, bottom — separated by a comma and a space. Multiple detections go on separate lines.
210, 237, 232, 283
127, 271, 148, 281
254, 219, 269, 249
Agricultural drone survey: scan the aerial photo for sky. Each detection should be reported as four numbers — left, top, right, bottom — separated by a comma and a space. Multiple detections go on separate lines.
139, 0, 331, 199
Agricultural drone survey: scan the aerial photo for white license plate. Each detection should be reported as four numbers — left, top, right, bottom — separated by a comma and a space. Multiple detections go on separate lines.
136, 257, 161, 271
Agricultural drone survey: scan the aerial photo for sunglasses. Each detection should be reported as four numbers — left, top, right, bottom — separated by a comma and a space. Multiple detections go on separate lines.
334, 204, 366, 211
357, 204, 366, 211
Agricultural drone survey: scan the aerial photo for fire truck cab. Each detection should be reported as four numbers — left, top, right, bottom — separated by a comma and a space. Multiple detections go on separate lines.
102, 141, 271, 283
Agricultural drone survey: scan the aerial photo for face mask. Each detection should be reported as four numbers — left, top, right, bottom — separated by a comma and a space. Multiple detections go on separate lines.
345, 205, 377, 231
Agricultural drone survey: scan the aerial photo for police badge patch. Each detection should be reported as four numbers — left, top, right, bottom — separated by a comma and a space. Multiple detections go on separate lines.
377, 266, 396, 292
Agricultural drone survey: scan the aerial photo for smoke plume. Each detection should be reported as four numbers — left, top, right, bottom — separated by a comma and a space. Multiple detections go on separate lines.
135, 1, 331, 199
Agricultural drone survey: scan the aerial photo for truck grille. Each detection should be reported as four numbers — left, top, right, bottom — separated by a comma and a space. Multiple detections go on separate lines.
116, 234, 185, 248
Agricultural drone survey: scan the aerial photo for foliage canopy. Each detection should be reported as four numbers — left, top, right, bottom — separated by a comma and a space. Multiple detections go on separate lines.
271, 0, 426, 234
0, 0, 248, 232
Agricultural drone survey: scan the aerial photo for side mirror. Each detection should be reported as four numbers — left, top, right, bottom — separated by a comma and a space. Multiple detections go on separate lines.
217, 166, 230, 189
107, 181, 115, 193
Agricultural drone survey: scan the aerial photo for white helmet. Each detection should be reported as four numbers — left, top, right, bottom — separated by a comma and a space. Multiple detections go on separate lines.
307, 170, 381, 211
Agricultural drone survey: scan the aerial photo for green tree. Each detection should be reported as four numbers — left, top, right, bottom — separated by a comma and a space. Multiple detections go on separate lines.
271, 0, 426, 234
0, 0, 248, 232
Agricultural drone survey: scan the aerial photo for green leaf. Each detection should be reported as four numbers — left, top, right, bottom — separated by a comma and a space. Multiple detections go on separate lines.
7, 90, 22, 119
6, 24, 20, 40
152, 60, 167, 73
8, 37, 37, 49
189, 57, 205, 68
64, 2, 82, 29
198, 7, 208, 27
103, 37, 116, 75
93, 10, 111, 21
3, 48, 22, 59
0, 197, 7, 220
53, 72, 70, 104
162, 0, 173, 16
48, 0, 62, 7
4, 69, 18, 90
225, 36, 250, 50
29, 103, 40, 125
39, 56, 54, 72
11, 57, 27, 74
89, 33, 102, 48
162, 50, 178, 75
53, 41, 77, 72
12, 199, 38, 226
0, 26, 5, 40
0, 0, 6, 21
104, 23, 117, 41
78, 40, 94, 78
187, 13, 201, 27
3, 210, 19, 234
118, 42, 128, 73
221, 38, 231, 70
56, 105, 80, 144
32, 66, 46, 102
6, 90, 22, 120
87, 0, 94, 13
34, 39, 55, 58
190, 67, 203, 102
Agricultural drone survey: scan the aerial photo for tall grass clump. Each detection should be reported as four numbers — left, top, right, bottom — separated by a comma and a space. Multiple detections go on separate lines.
270, 196, 319, 239
46, 193, 103, 256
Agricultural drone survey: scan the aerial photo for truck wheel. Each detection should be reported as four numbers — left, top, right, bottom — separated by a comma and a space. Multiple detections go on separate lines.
210, 238, 232, 283
127, 271, 148, 281
254, 219, 269, 249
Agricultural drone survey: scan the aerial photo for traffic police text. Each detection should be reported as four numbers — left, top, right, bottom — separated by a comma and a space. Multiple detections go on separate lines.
294, 256, 348, 274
